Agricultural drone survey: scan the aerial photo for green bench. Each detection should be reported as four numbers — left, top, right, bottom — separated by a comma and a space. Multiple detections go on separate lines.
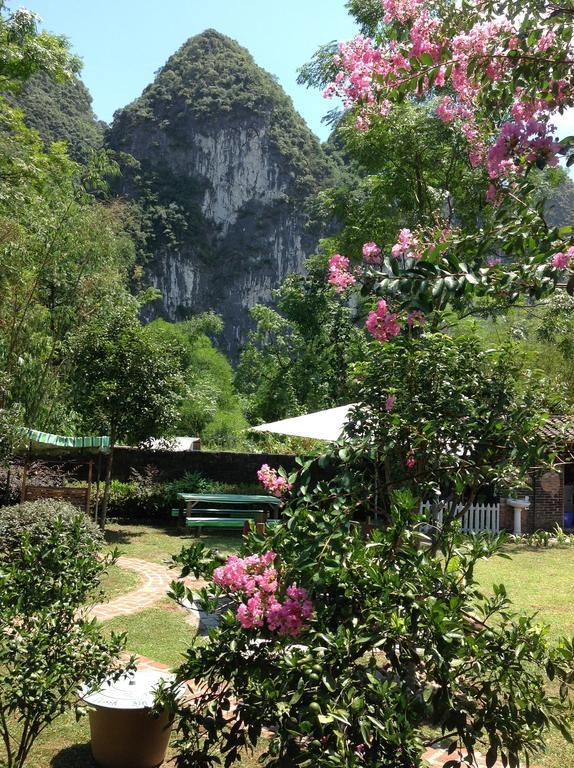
184, 517, 280, 536
171, 508, 265, 519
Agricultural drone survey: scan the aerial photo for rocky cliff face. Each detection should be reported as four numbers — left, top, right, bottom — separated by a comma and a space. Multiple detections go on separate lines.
107, 30, 335, 358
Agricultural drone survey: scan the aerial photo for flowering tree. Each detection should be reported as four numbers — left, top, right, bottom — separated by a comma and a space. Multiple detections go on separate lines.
318, 0, 574, 326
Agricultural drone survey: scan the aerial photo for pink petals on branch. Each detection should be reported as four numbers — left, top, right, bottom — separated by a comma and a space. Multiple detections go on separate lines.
366, 299, 402, 342
381, 0, 426, 24
328, 254, 356, 293
362, 241, 382, 264
257, 464, 292, 497
551, 247, 574, 269
326, 2, 571, 183
213, 552, 313, 637
391, 228, 422, 260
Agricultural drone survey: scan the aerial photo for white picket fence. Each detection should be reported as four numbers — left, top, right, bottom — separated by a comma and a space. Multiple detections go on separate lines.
420, 500, 500, 534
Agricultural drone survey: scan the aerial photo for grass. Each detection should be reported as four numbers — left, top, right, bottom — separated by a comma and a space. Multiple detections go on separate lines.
105, 521, 243, 564
475, 543, 574, 640
97, 563, 141, 600
476, 543, 574, 768
103, 599, 195, 667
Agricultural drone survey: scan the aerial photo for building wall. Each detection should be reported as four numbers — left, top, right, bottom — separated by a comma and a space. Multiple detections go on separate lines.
532, 469, 564, 531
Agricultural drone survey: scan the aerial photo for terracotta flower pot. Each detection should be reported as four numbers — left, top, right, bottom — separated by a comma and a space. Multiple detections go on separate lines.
81, 669, 178, 768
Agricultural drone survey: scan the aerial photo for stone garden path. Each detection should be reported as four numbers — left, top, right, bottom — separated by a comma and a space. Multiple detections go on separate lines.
90, 556, 529, 768
91, 555, 199, 621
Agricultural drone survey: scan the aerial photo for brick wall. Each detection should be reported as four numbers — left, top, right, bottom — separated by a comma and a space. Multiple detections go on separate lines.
532, 469, 564, 531
16, 446, 299, 485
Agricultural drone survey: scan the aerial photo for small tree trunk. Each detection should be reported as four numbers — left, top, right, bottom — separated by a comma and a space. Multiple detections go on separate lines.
100, 431, 115, 530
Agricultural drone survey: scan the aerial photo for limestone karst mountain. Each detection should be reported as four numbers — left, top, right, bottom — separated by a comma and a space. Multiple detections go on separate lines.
106, 29, 337, 357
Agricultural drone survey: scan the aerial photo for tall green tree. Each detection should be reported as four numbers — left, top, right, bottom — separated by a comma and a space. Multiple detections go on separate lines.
145, 315, 248, 445
69, 300, 184, 528
0, 2, 137, 457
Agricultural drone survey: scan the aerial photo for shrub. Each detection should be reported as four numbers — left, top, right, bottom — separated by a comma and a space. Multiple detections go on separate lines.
0, 500, 129, 768
106, 478, 166, 520
105, 472, 222, 521
0, 500, 104, 612
0, 498, 102, 557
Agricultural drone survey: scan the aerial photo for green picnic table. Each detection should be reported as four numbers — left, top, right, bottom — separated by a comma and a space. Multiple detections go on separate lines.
174, 492, 282, 533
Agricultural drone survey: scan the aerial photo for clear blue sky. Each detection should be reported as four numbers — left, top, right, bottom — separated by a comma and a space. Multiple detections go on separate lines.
28, 0, 359, 141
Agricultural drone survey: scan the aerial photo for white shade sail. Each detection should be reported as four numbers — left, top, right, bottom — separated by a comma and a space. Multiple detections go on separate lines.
250, 404, 356, 442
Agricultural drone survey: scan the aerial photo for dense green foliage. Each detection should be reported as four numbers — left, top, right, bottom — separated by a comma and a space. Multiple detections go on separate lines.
0, 498, 102, 566
145, 316, 248, 446
0, 4, 139, 462
0, 499, 129, 768
6, 71, 104, 162
237, 253, 368, 422
170, 492, 574, 768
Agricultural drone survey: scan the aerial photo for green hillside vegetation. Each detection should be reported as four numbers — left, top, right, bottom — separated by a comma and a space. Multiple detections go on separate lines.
6, 72, 104, 162
145, 315, 248, 447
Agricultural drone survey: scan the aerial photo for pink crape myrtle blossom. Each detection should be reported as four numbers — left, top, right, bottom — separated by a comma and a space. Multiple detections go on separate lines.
487, 256, 503, 267
382, 0, 426, 24
325, 5, 572, 183
366, 299, 402, 342
362, 241, 382, 264
486, 118, 560, 179
406, 452, 416, 470
257, 464, 292, 497
551, 246, 574, 269
328, 254, 356, 293
537, 31, 556, 52
267, 584, 313, 637
385, 396, 396, 412
213, 552, 313, 637
391, 228, 423, 260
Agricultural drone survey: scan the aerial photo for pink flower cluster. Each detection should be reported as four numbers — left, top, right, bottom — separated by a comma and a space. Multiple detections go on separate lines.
551, 246, 574, 269
324, 3, 572, 182
323, 35, 404, 129
328, 254, 356, 293
257, 464, 292, 498
391, 228, 423, 261
486, 118, 560, 179
362, 241, 382, 264
382, 0, 426, 24
366, 299, 402, 342
213, 552, 313, 637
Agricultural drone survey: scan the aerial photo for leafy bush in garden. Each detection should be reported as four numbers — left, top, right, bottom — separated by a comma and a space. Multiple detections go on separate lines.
169, 487, 574, 768
105, 472, 220, 520
0, 499, 130, 768
0, 498, 101, 556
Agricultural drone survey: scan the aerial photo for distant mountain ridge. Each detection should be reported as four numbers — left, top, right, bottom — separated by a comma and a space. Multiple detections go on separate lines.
6, 72, 104, 162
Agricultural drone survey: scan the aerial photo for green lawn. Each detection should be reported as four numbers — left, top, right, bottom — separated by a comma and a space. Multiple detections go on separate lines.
7, 529, 574, 767
104, 598, 196, 667
97, 562, 141, 600
475, 543, 574, 641
104, 521, 243, 564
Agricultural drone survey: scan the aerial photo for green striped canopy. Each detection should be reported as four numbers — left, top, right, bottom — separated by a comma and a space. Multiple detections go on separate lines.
26, 429, 110, 449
